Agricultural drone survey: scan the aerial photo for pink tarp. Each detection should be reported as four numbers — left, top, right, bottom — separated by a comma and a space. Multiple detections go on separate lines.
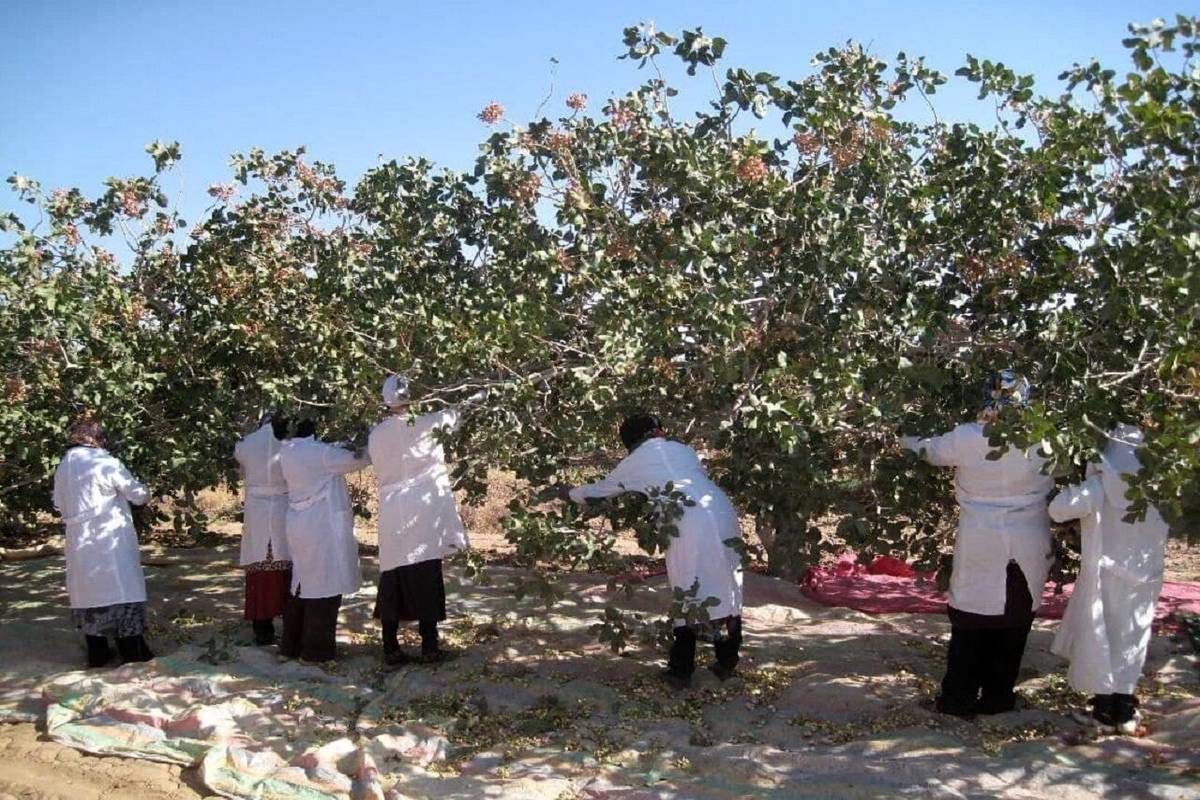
800, 553, 1200, 625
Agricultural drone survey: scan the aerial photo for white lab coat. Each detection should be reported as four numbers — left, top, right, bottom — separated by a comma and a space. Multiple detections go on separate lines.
52, 446, 151, 609
279, 437, 369, 599
903, 422, 1054, 616
234, 424, 290, 566
1049, 426, 1168, 695
570, 438, 744, 621
368, 408, 468, 572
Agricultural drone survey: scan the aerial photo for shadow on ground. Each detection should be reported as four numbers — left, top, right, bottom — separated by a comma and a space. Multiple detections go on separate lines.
0, 547, 1197, 799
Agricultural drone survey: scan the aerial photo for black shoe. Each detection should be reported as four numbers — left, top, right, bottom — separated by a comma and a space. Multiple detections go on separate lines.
1090, 694, 1117, 727
298, 654, 337, 667
86, 647, 117, 668
383, 649, 413, 670
252, 620, 276, 646
1110, 693, 1138, 726
976, 696, 1017, 715
115, 635, 154, 664
660, 668, 692, 691
709, 663, 736, 682
87, 649, 117, 668
935, 695, 977, 718
85, 635, 115, 668
420, 648, 457, 664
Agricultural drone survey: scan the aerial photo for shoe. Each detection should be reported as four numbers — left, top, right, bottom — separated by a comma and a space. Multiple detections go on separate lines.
115, 635, 154, 664
660, 669, 692, 691
709, 663, 736, 682
383, 649, 413, 670
86, 650, 117, 669
1115, 718, 1140, 736
934, 695, 977, 718
420, 648, 458, 664
1090, 697, 1118, 728
975, 697, 1017, 715
298, 656, 331, 667
251, 621, 276, 646
1110, 694, 1139, 731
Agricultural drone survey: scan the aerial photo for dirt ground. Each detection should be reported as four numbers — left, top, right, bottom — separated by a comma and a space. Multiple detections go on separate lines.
0, 480, 1197, 799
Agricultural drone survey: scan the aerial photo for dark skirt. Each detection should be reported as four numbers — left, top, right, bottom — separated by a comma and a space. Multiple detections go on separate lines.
245, 568, 292, 620
373, 559, 447, 622
71, 602, 148, 638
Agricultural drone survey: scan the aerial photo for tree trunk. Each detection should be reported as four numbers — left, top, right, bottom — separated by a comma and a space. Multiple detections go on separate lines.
758, 513, 810, 582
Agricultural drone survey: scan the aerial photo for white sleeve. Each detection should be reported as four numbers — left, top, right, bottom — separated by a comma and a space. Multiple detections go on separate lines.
112, 459, 150, 506
1048, 474, 1102, 523
322, 444, 370, 475
903, 428, 960, 467
427, 407, 460, 433
569, 451, 655, 503
52, 462, 66, 513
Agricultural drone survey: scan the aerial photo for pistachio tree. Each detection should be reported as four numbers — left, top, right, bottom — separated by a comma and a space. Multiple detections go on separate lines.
2, 17, 1196, 608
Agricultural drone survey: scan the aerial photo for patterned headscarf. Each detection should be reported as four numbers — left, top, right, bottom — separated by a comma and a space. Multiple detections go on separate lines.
68, 415, 106, 448
979, 369, 1031, 422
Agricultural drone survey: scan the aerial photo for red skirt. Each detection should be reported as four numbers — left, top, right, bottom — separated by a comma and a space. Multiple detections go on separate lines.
244, 568, 292, 621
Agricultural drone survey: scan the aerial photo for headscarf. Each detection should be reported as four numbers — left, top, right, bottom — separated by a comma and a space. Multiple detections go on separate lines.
269, 412, 291, 440
68, 416, 106, 448
619, 413, 664, 452
978, 369, 1030, 422
1096, 424, 1145, 511
382, 374, 410, 407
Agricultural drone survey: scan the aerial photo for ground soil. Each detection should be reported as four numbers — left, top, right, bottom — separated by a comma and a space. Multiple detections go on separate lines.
0, 475, 1195, 799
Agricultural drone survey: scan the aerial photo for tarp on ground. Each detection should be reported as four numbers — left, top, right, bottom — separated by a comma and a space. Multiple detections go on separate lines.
36, 646, 448, 800
801, 553, 1200, 624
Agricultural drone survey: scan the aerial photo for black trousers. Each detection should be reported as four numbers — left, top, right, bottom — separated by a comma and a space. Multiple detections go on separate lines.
667, 615, 742, 678
382, 617, 440, 656
939, 623, 1032, 714
280, 592, 342, 662
85, 634, 153, 668
939, 561, 1035, 715
375, 560, 447, 656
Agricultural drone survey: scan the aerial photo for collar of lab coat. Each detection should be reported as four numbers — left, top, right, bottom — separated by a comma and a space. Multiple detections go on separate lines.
628, 435, 668, 455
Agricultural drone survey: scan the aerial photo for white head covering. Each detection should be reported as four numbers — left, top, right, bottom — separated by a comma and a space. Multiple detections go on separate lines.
1096, 423, 1145, 510
382, 374, 410, 407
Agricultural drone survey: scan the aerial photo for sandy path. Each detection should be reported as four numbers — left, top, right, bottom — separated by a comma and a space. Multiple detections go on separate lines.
0, 722, 209, 800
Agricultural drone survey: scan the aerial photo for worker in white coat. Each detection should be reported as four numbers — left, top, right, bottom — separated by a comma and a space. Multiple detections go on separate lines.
278, 418, 370, 663
369, 374, 469, 665
234, 413, 292, 646
1049, 424, 1169, 734
901, 370, 1054, 716
567, 413, 744, 689
52, 416, 155, 668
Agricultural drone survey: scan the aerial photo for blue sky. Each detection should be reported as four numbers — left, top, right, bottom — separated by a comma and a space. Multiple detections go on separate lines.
0, 1, 1181, 224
